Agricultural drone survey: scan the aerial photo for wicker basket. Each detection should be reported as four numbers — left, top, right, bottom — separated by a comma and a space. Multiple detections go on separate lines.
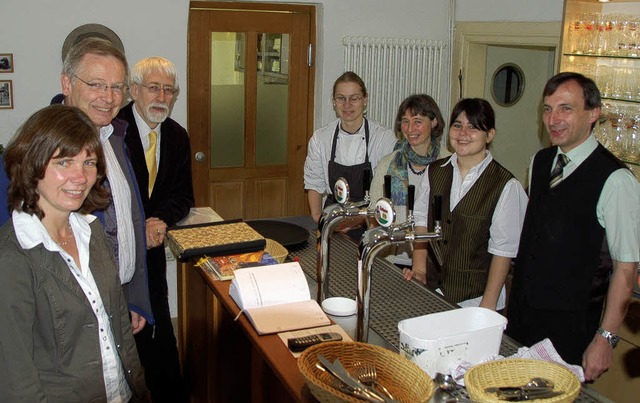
464, 358, 581, 403
298, 341, 434, 403
265, 238, 288, 263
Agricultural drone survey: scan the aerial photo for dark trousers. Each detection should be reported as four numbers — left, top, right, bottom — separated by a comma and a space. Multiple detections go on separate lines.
135, 248, 188, 403
506, 295, 603, 365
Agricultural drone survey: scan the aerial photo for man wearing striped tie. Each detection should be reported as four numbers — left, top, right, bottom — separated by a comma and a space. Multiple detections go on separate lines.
119, 57, 194, 402
506, 72, 640, 382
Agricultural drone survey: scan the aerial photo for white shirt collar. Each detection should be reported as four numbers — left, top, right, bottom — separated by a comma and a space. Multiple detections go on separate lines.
556, 133, 598, 167
99, 124, 114, 143
13, 210, 96, 251
132, 102, 161, 137
442, 150, 493, 174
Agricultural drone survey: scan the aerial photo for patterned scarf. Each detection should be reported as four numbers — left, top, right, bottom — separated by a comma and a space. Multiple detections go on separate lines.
386, 138, 440, 206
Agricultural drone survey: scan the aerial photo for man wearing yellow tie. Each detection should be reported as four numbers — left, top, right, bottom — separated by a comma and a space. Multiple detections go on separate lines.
119, 57, 194, 402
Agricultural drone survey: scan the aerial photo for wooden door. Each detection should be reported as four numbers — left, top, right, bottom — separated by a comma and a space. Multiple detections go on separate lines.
188, 1, 315, 220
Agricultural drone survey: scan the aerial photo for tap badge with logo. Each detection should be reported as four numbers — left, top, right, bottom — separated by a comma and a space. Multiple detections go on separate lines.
374, 198, 395, 228
333, 178, 350, 204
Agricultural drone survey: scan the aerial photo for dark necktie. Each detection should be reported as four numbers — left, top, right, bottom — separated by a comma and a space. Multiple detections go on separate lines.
549, 153, 569, 188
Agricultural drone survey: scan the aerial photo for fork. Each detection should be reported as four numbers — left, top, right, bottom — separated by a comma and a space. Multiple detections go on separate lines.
352, 361, 395, 400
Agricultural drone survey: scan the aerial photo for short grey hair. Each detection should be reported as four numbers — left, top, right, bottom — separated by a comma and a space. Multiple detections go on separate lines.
62, 37, 129, 84
130, 56, 179, 92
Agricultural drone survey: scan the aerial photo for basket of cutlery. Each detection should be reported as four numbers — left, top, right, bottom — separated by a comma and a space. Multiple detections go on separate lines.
464, 358, 581, 403
298, 341, 434, 403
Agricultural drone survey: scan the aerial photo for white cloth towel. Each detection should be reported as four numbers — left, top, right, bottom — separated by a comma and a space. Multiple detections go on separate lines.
450, 338, 585, 386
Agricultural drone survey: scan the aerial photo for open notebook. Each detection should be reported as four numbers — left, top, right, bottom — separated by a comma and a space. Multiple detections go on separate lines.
229, 262, 330, 335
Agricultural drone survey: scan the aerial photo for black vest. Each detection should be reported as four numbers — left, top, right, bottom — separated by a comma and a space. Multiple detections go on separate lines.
427, 158, 514, 302
512, 144, 625, 311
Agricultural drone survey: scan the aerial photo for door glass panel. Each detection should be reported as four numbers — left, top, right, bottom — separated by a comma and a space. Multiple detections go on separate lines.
256, 33, 289, 166
211, 32, 245, 167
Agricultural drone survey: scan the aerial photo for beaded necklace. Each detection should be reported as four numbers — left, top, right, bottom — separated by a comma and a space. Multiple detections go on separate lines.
408, 163, 426, 176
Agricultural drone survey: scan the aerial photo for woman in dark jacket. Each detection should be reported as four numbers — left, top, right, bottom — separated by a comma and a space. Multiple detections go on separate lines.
0, 104, 148, 402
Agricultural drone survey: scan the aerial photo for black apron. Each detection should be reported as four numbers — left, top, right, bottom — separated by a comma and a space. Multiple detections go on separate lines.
325, 119, 372, 206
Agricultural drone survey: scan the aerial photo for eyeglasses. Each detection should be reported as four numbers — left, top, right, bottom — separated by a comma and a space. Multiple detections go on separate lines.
450, 122, 482, 134
139, 83, 178, 96
72, 74, 128, 95
334, 95, 364, 105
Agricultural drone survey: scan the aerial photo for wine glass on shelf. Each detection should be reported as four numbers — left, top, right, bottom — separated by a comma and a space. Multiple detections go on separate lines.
625, 107, 640, 163
607, 104, 625, 159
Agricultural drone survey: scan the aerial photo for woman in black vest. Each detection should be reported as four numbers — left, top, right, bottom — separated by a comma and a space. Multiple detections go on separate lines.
404, 98, 527, 311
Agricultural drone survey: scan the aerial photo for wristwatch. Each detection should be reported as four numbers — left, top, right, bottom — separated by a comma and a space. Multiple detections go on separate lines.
597, 327, 620, 348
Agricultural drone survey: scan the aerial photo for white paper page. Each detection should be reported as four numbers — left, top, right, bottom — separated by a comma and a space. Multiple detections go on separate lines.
230, 262, 310, 309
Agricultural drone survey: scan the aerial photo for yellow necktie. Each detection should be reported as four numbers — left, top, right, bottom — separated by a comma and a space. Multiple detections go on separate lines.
146, 130, 157, 196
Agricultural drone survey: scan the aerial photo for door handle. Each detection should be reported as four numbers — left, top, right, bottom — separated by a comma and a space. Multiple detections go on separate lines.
195, 151, 206, 162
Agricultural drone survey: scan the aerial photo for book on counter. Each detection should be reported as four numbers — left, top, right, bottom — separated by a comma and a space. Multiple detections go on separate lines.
229, 262, 330, 335
166, 218, 266, 260
196, 250, 267, 281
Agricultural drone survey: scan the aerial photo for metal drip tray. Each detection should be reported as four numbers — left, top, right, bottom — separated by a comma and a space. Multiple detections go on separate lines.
286, 230, 606, 403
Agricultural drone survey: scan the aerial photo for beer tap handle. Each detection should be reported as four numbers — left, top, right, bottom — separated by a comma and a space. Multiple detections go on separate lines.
384, 175, 391, 199
363, 168, 371, 198
433, 194, 442, 231
433, 194, 442, 221
407, 185, 415, 214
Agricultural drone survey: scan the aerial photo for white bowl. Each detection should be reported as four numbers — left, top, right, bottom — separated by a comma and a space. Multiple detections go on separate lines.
321, 297, 357, 317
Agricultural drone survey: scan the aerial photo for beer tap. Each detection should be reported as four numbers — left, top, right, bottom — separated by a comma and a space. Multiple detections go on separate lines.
355, 188, 443, 342
316, 168, 373, 304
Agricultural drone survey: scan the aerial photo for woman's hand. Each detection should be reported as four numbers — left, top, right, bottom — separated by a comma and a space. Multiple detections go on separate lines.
403, 267, 427, 284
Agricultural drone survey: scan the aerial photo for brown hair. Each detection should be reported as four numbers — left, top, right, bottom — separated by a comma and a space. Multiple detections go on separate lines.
394, 94, 445, 141
4, 104, 110, 219
332, 71, 368, 98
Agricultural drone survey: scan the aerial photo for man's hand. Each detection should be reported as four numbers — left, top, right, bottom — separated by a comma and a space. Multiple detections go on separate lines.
582, 333, 613, 381
145, 217, 167, 249
130, 311, 146, 335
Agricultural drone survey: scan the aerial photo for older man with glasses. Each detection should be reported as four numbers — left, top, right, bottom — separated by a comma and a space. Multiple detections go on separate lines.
118, 56, 193, 403
51, 38, 154, 338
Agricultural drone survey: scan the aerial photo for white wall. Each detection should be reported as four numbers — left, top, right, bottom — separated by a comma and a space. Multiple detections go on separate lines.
0, 0, 566, 145
455, 0, 563, 22
0, 0, 453, 145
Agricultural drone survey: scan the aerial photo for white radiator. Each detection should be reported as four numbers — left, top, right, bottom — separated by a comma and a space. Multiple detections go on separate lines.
343, 36, 448, 130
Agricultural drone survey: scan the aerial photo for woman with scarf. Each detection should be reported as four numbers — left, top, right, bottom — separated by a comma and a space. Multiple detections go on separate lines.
369, 94, 445, 266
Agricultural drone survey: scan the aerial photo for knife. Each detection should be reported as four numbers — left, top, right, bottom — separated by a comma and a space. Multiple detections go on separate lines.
497, 390, 564, 401
317, 355, 387, 402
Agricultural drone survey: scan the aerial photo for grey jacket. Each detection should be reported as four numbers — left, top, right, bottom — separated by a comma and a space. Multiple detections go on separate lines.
0, 218, 148, 402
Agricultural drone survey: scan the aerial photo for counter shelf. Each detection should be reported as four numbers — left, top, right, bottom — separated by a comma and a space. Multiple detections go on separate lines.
178, 220, 609, 402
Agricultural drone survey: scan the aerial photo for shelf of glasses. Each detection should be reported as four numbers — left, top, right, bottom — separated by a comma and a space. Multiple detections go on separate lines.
602, 96, 640, 104
563, 52, 640, 60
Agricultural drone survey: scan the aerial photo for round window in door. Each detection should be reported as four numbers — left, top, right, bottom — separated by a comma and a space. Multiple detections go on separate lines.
490, 63, 525, 107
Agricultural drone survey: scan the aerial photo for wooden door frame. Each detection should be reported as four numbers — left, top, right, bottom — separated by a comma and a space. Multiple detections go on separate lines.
187, 1, 316, 215
452, 21, 561, 106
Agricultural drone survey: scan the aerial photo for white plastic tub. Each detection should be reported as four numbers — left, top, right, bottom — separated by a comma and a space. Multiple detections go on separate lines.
398, 307, 507, 377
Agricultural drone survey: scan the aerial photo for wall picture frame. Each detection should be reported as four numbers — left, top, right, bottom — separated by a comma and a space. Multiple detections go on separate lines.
0, 53, 14, 73
0, 80, 14, 109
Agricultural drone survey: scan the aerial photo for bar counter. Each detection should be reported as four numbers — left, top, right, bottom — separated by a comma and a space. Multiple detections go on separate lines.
177, 219, 609, 402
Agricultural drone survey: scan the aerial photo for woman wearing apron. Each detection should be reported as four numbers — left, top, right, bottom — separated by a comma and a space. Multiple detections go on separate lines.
303, 71, 396, 235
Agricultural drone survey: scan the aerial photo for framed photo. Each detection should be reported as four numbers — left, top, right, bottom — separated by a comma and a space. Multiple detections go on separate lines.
0, 80, 14, 109
0, 53, 13, 73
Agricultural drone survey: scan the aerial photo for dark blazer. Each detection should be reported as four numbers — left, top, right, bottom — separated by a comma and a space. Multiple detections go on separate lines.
0, 217, 148, 402
118, 102, 194, 296
48, 94, 153, 324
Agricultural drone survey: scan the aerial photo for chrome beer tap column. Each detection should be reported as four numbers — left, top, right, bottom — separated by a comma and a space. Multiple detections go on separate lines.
355, 189, 443, 342
316, 169, 373, 304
